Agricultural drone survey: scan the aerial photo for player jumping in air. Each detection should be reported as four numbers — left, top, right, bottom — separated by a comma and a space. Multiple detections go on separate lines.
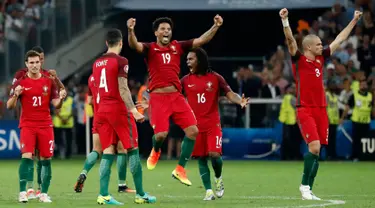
73, 74, 135, 193
92, 29, 156, 205
7, 50, 66, 203
127, 15, 223, 186
137, 48, 250, 200
280, 8, 362, 200
12, 46, 66, 199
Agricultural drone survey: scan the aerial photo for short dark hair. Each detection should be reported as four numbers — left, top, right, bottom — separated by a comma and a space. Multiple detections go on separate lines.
31, 46, 44, 54
25, 50, 40, 62
190, 47, 211, 75
106, 28, 123, 47
152, 17, 173, 32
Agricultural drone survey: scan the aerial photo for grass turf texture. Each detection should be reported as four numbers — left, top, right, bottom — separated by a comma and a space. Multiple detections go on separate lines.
0, 159, 374, 207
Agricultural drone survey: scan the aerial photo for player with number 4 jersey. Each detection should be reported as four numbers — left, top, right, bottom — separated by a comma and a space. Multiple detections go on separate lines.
7, 50, 66, 203
137, 48, 250, 200
128, 15, 223, 186
92, 29, 155, 205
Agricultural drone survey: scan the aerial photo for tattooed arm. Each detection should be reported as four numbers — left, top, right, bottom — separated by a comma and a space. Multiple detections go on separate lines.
118, 77, 144, 122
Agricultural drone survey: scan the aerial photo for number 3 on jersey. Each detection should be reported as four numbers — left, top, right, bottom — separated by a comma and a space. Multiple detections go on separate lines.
161, 53, 171, 64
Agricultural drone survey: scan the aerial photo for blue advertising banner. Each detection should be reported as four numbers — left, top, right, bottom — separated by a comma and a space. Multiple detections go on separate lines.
1, 119, 374, 160
0, 120, 20, 159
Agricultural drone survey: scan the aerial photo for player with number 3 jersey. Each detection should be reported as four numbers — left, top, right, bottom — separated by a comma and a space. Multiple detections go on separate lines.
128, 15, 223, 186
280, 8, 362, 200
7, 50, 66, 203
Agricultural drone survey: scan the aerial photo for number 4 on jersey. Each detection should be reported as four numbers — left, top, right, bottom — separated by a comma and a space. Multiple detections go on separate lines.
99, 68, 108, 92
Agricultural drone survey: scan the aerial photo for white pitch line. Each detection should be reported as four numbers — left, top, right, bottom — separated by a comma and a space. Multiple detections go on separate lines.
163, 195, 346, 207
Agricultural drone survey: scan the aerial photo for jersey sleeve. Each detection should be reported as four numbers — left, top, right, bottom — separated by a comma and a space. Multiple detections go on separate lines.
178, 39, 194, 53
322, 46, 331, 59
291, 50, 302, 63
214, 72, 232, 95
141, 42, 151, 56
117, 57, 129, 78
50, 80, 59, 100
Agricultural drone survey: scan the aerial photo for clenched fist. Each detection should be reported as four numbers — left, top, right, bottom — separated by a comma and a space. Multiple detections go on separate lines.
214, 14, 223, 27
127, 18, 136, 30
279, 8, 288, 19
353, 10, 363, 21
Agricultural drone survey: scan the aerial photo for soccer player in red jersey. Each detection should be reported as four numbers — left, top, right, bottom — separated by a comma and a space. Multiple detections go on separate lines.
280, 8, 362, 200
127, 15, 223, 186
74, 74, 135, 194
92, 29, 156, 205
12, 46, 66, 199
182, 48, 249, 200
7, 50, 66, 203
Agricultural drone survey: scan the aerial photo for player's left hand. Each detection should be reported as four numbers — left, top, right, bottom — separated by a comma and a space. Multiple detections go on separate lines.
353, 10, 363, 21
135, 96, 149, 110
214, 14, 223, 27
132, 111, 145, 123
59, 89, 67, 100
48, 69, 57, 79
240, 94, 250, 109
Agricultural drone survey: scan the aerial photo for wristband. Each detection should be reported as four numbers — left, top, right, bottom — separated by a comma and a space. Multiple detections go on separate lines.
282, 18, 289, 27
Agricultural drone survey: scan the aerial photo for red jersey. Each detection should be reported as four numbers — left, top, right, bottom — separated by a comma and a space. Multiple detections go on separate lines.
10, 74, 59, 128
142, 40, 193, 92
88, 75, 98, 114
92, 53, 129, 113
181, 71, 232, 131
13, 68, 49, 85
292, 47, 331, 107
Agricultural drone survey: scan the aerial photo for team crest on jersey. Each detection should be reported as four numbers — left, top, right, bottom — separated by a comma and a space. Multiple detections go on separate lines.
170, 45, 177, 54
42, 85, 48, 96
206, 81, 213, 91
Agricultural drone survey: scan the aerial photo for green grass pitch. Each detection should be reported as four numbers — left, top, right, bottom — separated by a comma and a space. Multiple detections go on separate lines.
0, 159, 374, 207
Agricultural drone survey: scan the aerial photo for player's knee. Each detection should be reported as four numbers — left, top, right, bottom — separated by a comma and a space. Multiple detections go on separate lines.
93, 147, 102, 154
155, 132, 168, 141
208, 152, 220, 159
184, 125, 198, 139
308, 140, 321, 155
22, 152, 33, 159
103, 146, 116, 154
116, 142, 126, 153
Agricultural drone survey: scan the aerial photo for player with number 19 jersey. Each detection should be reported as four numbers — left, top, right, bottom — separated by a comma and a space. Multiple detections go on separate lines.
181, 72, 232, 156
92, 53, 138, 150
142, 40, 197, 133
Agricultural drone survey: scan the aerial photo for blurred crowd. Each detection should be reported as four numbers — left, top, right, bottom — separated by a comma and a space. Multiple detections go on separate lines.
0, 0, 55, 72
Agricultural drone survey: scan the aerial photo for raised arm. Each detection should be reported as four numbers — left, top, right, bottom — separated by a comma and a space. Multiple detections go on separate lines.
329, 11, 362, 55
192, 15, 223, 49
127, 18, 144, 53
279, 8, 298, 56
